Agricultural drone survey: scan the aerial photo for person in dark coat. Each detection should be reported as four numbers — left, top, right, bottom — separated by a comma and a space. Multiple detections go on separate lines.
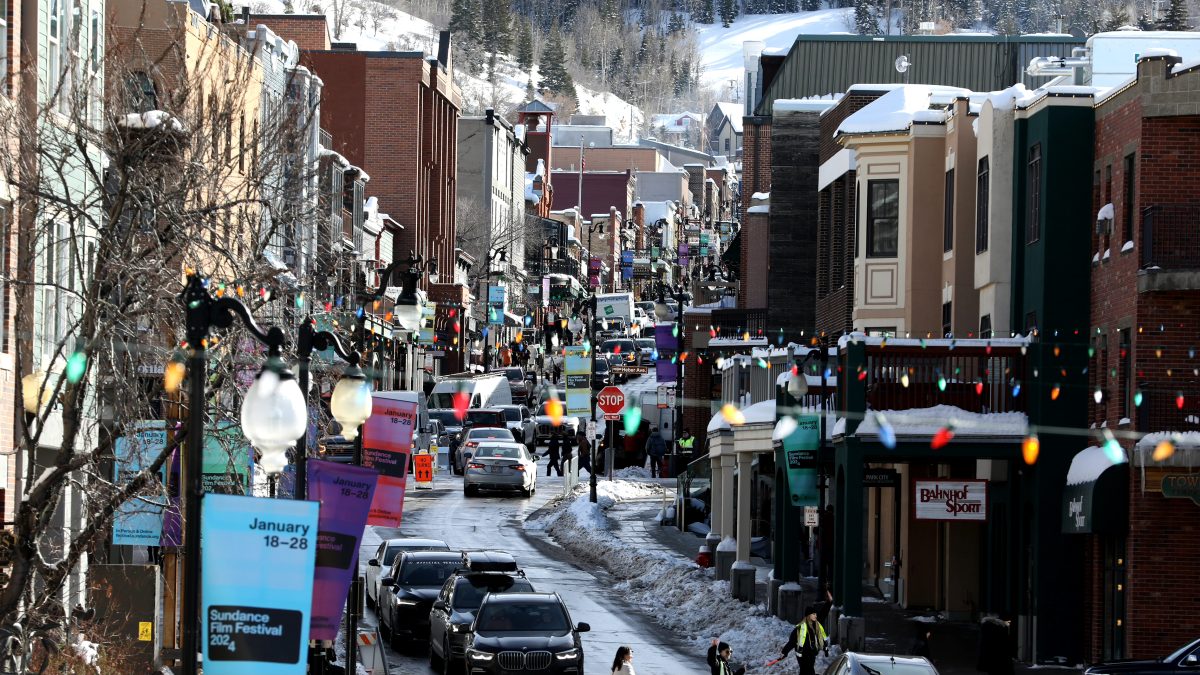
645, 430, 666, 477
546, 428, 563, 476
706, 639, 745, 675
977, 615, 1014, 675
780, 605, 828, 675
912, 625, 932, 659
576, 425, 592, 474
551, 360, 562, 384
561, 427, 575, 470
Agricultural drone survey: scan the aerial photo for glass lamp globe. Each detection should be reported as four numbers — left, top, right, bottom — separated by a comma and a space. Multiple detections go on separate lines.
393, 299, 422, 331
259, 451, 289, 476
241, 358, 307, 473
787, 368, 809, 399
330, 365, 373, 440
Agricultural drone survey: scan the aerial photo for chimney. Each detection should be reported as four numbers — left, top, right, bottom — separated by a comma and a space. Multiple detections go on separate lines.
438, 31, 453, 73
240, 5, 249, 24
485, 108, 495, 125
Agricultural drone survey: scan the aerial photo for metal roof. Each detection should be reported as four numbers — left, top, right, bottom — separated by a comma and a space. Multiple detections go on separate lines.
757, 34, 1085, 115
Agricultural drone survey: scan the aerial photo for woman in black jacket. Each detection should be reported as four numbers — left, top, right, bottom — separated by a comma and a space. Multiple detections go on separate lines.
706, 639, 746, 675
546, 429, 563, 476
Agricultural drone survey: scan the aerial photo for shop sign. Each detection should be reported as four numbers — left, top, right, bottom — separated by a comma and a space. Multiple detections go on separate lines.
1161, 473, 1200, 506
863, 469, 899, 487
914, 480, 987, 521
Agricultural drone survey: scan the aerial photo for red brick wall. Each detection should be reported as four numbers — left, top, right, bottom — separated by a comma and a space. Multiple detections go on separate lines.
740, 211, 769, 308
250, 14, 332, 51
741, 117, 771, 212
818, 92, 883, 163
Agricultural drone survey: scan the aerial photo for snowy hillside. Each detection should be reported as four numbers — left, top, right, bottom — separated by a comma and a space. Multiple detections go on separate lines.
693, 9, 856, 91
252, 0, 643, 142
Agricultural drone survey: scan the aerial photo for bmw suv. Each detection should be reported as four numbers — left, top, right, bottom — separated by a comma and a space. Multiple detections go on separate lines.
464, 592, 589, 674
428, 551, 534, 673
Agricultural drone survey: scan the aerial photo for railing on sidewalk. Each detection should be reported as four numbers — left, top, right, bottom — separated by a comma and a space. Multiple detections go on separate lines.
561, 456, 579, 497
676, 453, 711, 533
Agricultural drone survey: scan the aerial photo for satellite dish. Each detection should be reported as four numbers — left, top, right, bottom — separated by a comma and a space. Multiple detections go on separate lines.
895, 55, 911, 74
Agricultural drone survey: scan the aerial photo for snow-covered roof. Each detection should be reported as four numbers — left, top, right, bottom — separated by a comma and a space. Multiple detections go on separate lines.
837, 85, 966, 137
836, 332, 1030, 348
318, 145, 350, 168
746, 205, 769, 214
742, 400, 775, 425
1097, 203, 1114, 221
981, 83, 1030, 112
773, 99, 837, 114
686, 295, 737, 315
855, 405, 1029, 439
751, 191, 769, 200
1067, 445, 1127, 486
119, 110, 185, 132
715, 102, 744, 133
708, 413, 732, 433
650, 112, 703, 129
640, 200, 676, 224
709, 337, 770, 348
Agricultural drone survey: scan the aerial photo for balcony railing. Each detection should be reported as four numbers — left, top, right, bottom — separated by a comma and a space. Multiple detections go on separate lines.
859, 344, 1027, 414
1135, 382, 1200, 433
543, 258, 581, 278
1140, 204, 1200, 270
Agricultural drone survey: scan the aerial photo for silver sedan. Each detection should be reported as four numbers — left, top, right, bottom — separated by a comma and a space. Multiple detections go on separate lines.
463, 442, 538, 498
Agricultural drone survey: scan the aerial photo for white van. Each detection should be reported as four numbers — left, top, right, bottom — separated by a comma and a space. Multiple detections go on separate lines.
427, 373, 513, 411
373, 390, 433, 453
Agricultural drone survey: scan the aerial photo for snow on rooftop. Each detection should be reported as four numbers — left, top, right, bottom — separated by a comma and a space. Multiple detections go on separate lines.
119, 110, 185, 132
1142, 46, 1180, 58
837, 85, 960, 136
773, 99, 837, 114
855, 405, 1029, 439
709, 337, 770, 347
751, 192, 770, 200
836, 332, 1030, 349
746, 205, 769, 214
1067, 445, 1127, 486
983, 83, 1030, 112
1097, 203, 1114, 221
686, 295, 738, 314
742, 400, 775, 425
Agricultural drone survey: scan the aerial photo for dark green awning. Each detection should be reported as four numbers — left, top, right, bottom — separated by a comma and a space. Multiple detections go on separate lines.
1062, 447, 1129, 535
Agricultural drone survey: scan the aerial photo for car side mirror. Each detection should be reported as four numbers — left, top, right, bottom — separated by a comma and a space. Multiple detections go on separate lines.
433, 600, 446, 611
380, 577, 393, 586
367, 559, 380, 567
576, 622, 590, 633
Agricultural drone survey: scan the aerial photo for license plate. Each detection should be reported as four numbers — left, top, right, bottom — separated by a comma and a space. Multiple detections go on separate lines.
488, 466, 501, 473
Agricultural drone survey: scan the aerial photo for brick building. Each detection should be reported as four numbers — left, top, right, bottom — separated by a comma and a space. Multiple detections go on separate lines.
248, 13, 332, 50
1085, 52, 1200, 663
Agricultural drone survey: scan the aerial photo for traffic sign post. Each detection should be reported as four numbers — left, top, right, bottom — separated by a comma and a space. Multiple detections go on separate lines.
597, 386, 625, 421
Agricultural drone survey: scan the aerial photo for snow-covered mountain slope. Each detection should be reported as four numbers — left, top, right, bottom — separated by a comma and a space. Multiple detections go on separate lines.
694, 9, 856, 90
252, 0, 643, 142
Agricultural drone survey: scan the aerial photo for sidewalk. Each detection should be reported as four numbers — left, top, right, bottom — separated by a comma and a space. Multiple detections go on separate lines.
599, 489, 1082, 675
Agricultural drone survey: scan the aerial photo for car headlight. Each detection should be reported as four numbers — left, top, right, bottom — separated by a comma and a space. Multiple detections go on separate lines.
393, 597, 419, 606
467, 649, 495, 661
555, 648, 580, 661
450, 622, 471, 633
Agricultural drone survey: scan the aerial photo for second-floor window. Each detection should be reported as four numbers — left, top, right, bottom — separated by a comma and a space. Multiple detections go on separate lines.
943, 169, 955, 253
976, 157, 989, 253
1122, 153, 1136, 245
1026, 144, 1042, 244
866, 179, 899, 258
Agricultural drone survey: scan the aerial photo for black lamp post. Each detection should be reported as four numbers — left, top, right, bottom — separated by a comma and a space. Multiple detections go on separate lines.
574, 294, 601, 503
481, 248, 507, 373
179, 274, 304, 675
293, 322, 364, 501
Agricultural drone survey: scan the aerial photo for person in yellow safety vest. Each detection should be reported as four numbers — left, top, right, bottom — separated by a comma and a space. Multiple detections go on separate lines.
706, 639, 746, 675
677, 429, 694, 458
779, 605, 829, 675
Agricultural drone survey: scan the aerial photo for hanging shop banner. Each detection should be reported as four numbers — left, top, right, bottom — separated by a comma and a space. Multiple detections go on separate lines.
201, 494, 318, 675
112, 421, 169, 546
654, 324, 678, 352
418, 302, 437, 346
307, 460, 378, 641
564, 345, 591, 417
914, 480, 988, 521
776, 414, 820, 507
361, 397, 418, 527
487, 286, 507, 326
203, 422, 254, 495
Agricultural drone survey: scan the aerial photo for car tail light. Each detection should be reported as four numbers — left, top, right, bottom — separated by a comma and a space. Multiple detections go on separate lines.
468, 462, 485, 470
512, 464, 526, 472
466, 441, 479, 448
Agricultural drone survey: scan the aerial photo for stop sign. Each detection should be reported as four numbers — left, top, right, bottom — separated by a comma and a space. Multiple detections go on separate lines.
597, 386, 625, 419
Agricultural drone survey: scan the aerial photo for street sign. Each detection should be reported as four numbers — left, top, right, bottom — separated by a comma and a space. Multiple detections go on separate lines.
804, 506, 819, 527
657, 385, 669, 409
586, 420, 598, 440
668, 390, 677, 408
598, 386, 625, 420
611, 365, 648, 375
414, 453, 434, 489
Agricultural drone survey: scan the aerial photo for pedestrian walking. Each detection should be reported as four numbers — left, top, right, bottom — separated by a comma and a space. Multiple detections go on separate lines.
707, 639, 746, 675
977, 615, 1014, 675
576, 425, 592, 474
562, 427, 575, 471
912, 626, 932, 659
779, 605, 828, 675
552, 359, 562, 384
645, 429, 666, 478
546, 428, 563, 476
610, 646, 635, 675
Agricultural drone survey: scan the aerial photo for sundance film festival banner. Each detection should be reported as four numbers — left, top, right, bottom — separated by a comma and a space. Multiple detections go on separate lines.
776, 414, 820, 507
202, 494, 318, 675
307, 460, 378, 640
361, 396, 418, 527
564, 345, 590, 417
112, 421, 169, 546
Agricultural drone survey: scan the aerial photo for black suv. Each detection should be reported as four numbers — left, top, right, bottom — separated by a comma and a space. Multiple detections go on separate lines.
378, 550, 462, 649
464, 592, 589, 674
428, 552, 534, 673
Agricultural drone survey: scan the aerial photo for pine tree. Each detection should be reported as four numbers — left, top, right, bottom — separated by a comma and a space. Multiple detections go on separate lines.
449, 0, 480, 44
667, 11, 686, 32
801, 0, 820, 10
696, 0, 715, 23
481, 0, 513, 56
539, 29, 578, 103
516, 20, 535, 71
1157, 0, 1189, 29
855, 0, 879, 32
720, 0, 737, 26
1103, 3, 1131, 29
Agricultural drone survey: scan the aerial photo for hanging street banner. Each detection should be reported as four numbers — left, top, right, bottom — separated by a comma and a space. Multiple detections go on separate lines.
564, 345, 591, 418
776, 414, 820, 507
112, 421, 169, 546
201, 494, 318, 674
487, 285, 507, 325
361, 396, 418, 527
307, 460, 378, 641
203, 422, 254, 495
418, 302, 437, 346
653, 325, 679, 383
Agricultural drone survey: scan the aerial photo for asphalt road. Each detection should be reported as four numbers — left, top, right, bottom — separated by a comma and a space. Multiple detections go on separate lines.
355, 457, 706, 675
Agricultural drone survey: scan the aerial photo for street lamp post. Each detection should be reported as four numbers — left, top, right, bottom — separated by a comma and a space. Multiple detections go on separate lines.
657, 283, 689, 471
179, 274, 306, 675
481, 248, 507, 373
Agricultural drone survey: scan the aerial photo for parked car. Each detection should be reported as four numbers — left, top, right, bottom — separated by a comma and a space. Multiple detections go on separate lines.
636, 338, 656, 363
1084, 638, 1200, 674
428, 551, 534, 673
464, 592, 589, 674
592, 358, 613, 389
464, 442, 538, 498
379, 550, 463, 648
496, 404, 536, 448
533, 399, 579, 442
364, 537, 449, 608
498, 367, 530, 403
822, 653, 940, 675
455, 426, 519, 474
605, 354, 628, 384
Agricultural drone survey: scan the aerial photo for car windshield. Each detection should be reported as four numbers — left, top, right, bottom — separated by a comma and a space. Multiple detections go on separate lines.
601, 340, 635, 354
636, 339, 654, 350
503, 369, 523, 382
466, 411, 505, 427
469, 429, 512, 441
1164, 640, 1200, 662
453, 577, 534, 611
475, 601, 571, 633
430, 411, 459, 426
399, 560, 460, 587
475, 445, 521, 459
501, 408, 522, 421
